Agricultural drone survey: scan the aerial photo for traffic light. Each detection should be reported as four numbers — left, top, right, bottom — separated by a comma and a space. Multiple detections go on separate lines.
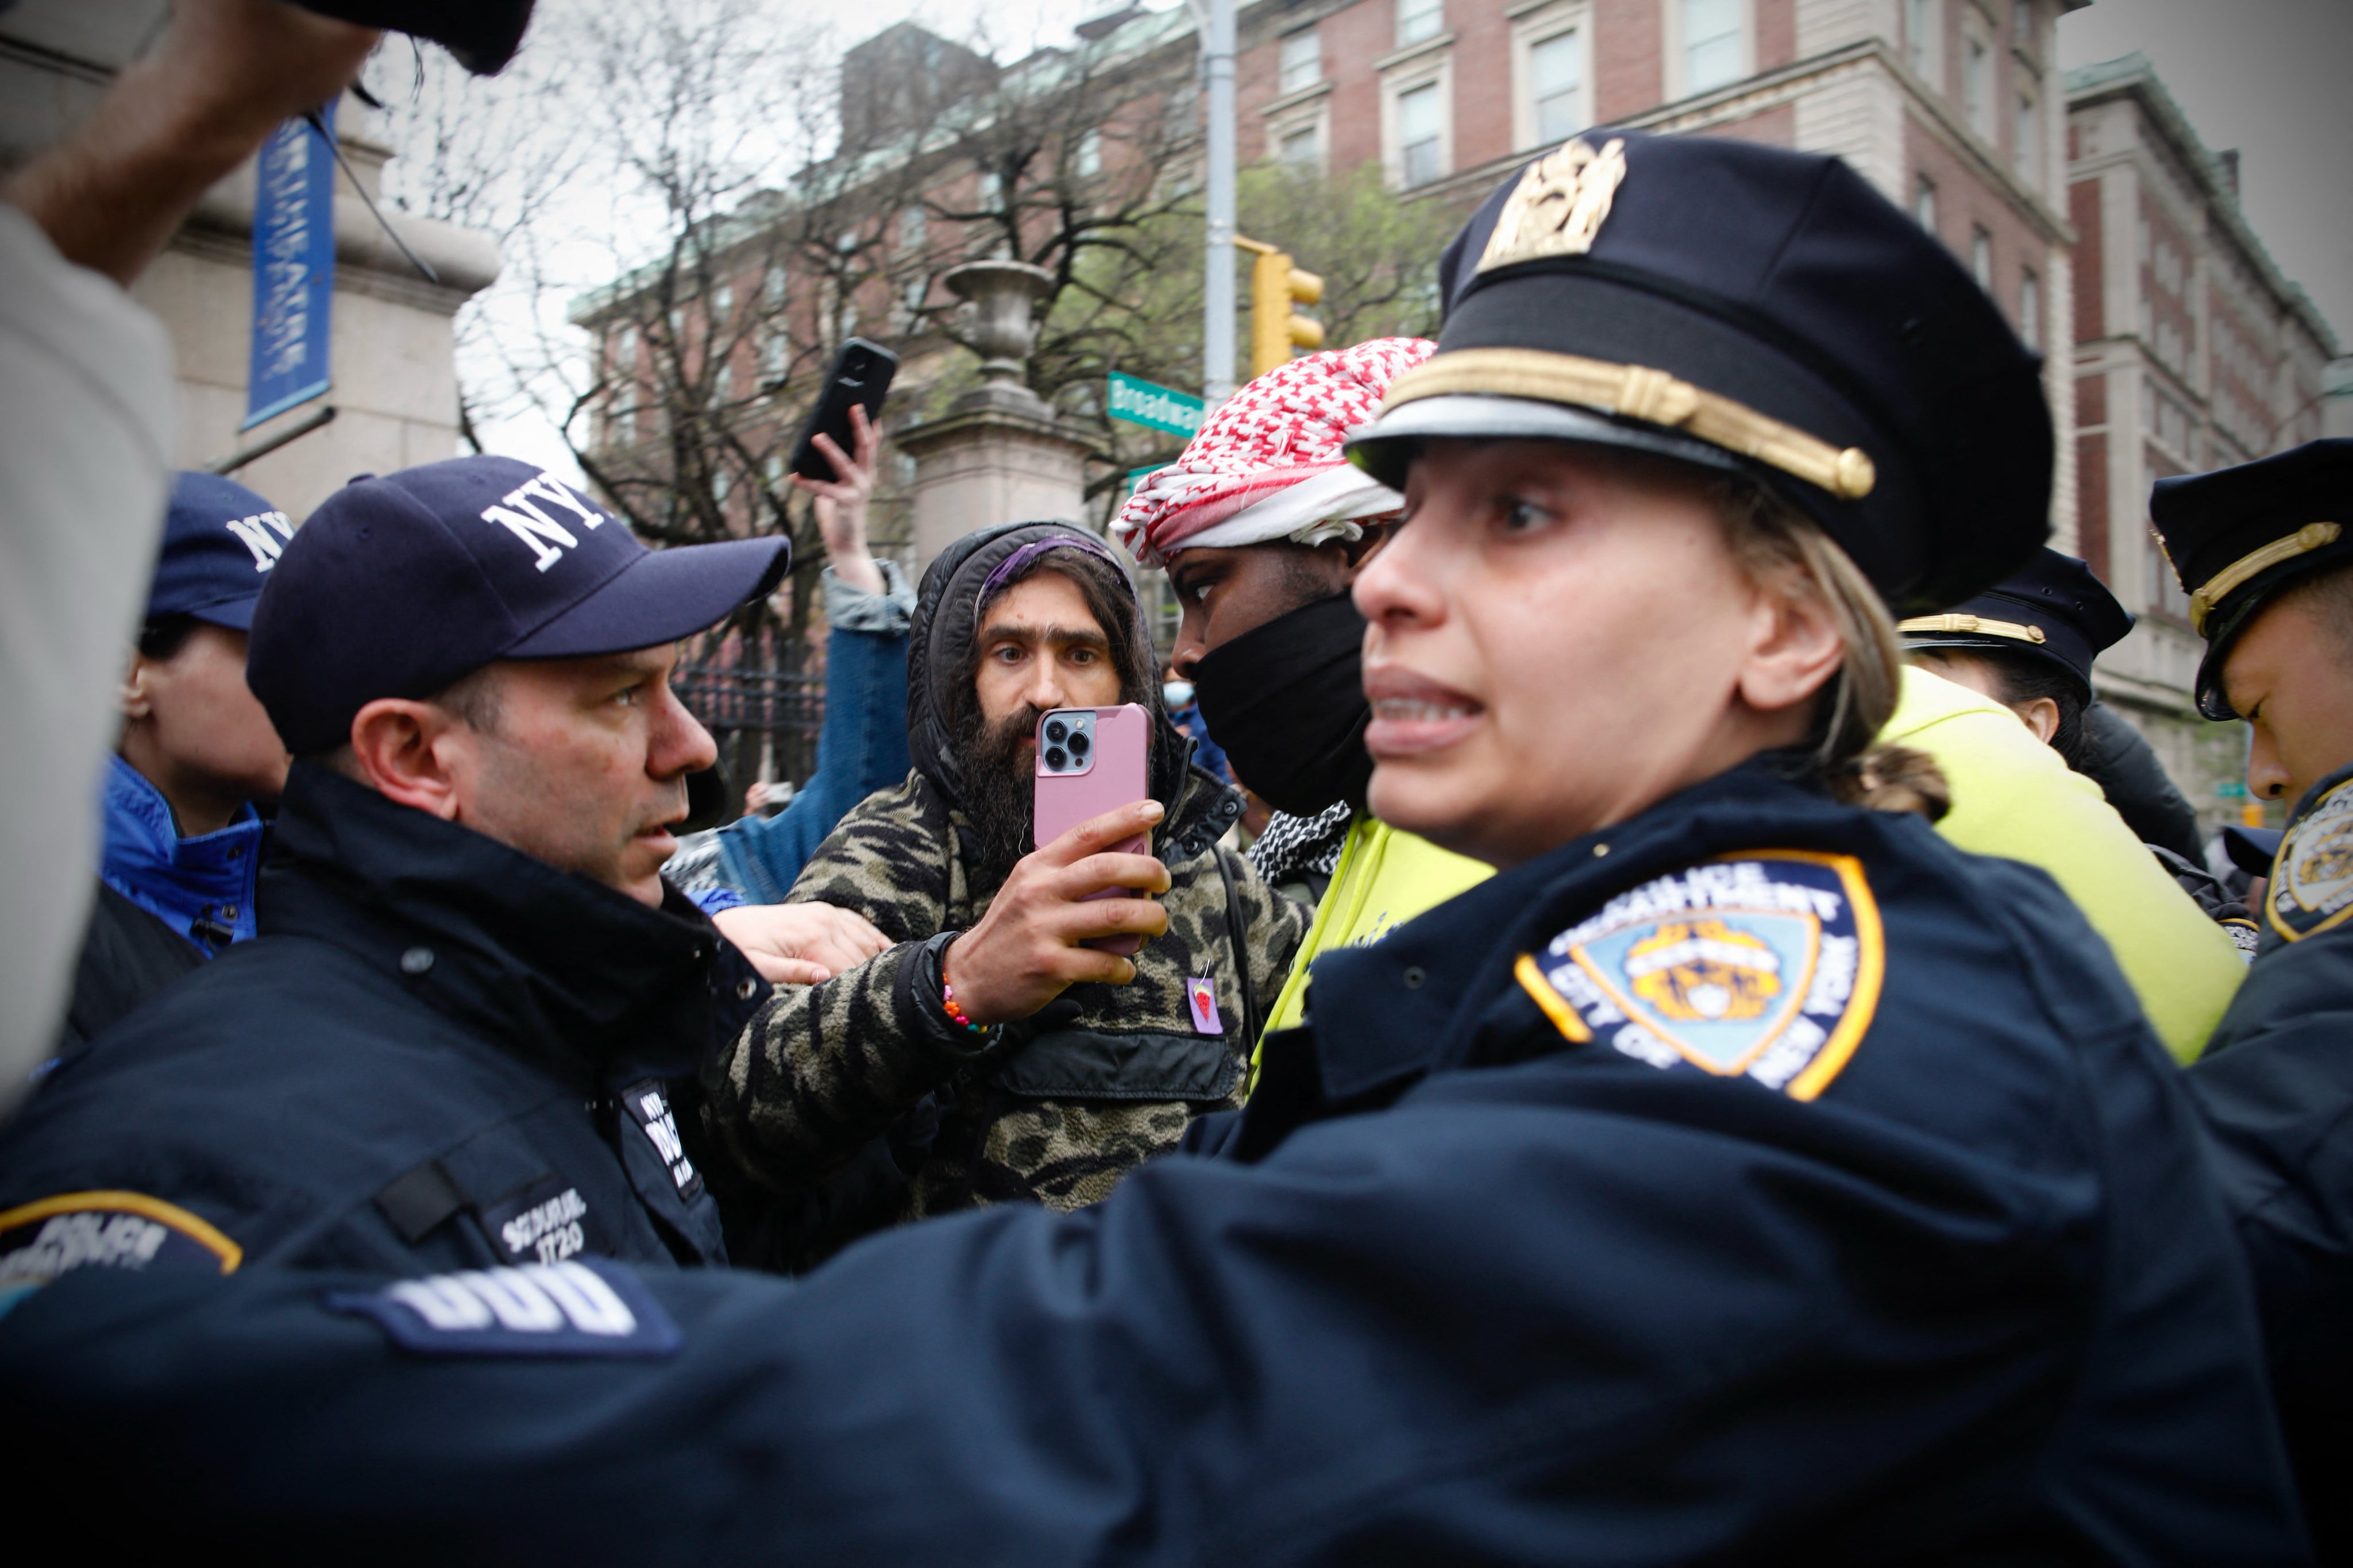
1239, 236, 1324, 376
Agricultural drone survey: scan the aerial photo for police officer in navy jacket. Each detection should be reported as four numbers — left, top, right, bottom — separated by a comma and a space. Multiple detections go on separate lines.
0, 457, 794, 1274
2153, 439, 2353, 1559
0, 134, 2306, 1563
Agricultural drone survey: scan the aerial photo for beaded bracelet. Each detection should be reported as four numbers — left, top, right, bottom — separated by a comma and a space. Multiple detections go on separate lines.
941, 979, 989, 1034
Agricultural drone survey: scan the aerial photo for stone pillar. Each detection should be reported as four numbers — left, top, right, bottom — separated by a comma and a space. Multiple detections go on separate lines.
896, 260, 1100, 569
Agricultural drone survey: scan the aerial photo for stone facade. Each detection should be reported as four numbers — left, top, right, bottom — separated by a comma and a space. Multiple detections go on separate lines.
0, 2, 499, 523
2065, 56, 2337, 830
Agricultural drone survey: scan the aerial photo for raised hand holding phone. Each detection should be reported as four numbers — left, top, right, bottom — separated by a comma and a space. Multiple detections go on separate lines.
939, 793, 1170, 1029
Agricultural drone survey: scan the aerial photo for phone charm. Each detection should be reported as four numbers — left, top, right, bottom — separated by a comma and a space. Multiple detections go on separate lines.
1186, 978, 1224, 1036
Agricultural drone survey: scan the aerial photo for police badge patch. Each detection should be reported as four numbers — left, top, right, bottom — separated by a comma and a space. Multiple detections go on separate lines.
2268, 778, 2353, 942
1516, 852, 1884, 1099
0, 1190, 241, 1292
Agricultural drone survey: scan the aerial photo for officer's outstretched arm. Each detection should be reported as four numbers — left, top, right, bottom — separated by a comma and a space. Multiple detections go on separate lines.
2, 1041, 2282, 1564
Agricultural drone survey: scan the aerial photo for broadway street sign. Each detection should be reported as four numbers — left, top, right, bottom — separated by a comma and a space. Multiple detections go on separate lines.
1107, 371, 1205, 438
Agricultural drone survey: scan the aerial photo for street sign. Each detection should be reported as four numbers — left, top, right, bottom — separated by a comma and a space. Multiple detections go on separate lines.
1108, 372, 1205, 438
2216, 781, 2249, 798
244, 105, 337, 430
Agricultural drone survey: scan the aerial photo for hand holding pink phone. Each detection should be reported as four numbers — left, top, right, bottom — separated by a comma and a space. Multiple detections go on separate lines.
1035, 705, 1155, 956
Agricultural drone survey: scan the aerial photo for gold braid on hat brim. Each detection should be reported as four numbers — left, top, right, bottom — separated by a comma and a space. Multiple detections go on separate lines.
2187, 521, 2342, 634
1379, 348, 1878, 502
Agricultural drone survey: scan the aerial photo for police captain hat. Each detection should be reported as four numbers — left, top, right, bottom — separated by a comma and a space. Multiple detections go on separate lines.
248, 455, 789, 754
1344, 130, 2051, 613
1899, 547, 2133, 700
2149, 438, 2353, 720
146, 471, 296, 631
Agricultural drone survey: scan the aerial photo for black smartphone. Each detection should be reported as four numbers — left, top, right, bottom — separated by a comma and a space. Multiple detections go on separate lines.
788, 337, 899, 482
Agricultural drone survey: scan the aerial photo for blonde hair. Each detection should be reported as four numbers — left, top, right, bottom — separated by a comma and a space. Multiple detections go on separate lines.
1710, 477, 1950, 821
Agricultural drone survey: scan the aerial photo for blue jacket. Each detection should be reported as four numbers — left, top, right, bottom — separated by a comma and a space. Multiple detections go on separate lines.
2, 763, 767, 1277
2189, 755, 2353, 1560
99, 752, 265, 953
688, 562, 915, 905
0, 760, 2305, 1562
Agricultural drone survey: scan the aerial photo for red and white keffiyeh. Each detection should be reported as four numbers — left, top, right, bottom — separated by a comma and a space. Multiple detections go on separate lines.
1113, 337, 1436, 568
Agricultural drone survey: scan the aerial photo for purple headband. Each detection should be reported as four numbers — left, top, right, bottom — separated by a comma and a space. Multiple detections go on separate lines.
975, 532, 1129, 611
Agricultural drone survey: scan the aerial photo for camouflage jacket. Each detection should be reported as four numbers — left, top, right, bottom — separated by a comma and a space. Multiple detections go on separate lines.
699, 764, 1304, 1224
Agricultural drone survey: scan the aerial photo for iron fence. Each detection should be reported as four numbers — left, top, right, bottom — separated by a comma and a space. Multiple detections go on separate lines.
673, 662, 825, 794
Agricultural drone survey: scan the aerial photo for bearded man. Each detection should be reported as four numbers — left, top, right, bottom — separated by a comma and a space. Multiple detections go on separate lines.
698, 522, 1303, 1254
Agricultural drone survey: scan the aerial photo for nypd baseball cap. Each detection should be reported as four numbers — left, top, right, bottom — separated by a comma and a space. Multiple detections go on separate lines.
248, 455, 789, 754
145, 472, 295, 631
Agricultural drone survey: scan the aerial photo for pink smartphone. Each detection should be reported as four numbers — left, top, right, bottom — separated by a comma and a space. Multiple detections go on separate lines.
1035, 704, 1154, 956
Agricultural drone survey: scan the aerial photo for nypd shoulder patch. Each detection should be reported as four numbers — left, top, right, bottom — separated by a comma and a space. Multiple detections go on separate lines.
0, 1190, 241, 1292
2269, 778, 2353, 943
1515, 851, 1884, 1100
325, 1260, 682, 1359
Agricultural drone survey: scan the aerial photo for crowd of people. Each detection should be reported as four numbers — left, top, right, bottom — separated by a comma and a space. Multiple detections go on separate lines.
2, 2, 2351, 1562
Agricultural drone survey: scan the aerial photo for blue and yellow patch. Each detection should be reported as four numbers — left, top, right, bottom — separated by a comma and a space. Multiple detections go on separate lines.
1515, 851, 1884, 1099
2269, 778, 2353, 943
0, 1190, 241, 1292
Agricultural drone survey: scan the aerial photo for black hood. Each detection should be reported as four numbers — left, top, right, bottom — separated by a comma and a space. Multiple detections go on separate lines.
905, 521, 1190, 816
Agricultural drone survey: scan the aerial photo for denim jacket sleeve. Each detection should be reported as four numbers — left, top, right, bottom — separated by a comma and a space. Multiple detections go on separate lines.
711, 562, 915, 903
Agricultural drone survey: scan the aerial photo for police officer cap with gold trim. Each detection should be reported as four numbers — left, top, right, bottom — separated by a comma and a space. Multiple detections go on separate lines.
1899, 547, 2133, 700
1344, 130, 2051, 613
2150, 438, 2353, 720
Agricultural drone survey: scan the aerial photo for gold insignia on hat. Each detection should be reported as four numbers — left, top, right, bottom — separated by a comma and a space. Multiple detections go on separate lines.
1382, 348, 1878, 501
1478, 137, 1629, 274
2188, 520, 2342, 634
1897, 613, 2048, 644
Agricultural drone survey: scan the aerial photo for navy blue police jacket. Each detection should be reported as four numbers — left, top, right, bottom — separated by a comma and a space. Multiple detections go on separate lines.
2189, 756, 2353, 1562
0, 758, 2306, 1563
0, 762, 766, 1280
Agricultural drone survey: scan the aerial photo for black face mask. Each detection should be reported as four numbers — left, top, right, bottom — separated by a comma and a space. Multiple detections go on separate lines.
1190, 591, 1372, 818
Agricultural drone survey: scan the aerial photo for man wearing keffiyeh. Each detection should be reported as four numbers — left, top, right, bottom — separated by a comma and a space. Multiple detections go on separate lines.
1113, 340, 1488, 1046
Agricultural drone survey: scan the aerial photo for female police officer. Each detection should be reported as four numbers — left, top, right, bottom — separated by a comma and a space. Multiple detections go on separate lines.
0, 133, 2306, 1562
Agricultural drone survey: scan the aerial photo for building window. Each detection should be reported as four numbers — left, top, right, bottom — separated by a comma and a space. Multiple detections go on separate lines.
1398, 0, 1442, 46
2012, 0, 2035, 47
1912, 175, 1937, 234
1530, 28, 1585, 145
712, 284, 733, 331
1970, 226, 1992, 289
1904, 0, 1940, 81
898, 204, 927, 252
1279, 123, 1320, 169
1278, 28, 1320, 94
1073, 132, 1102, 181
2019, 267, 2040, 348
763, 263, 787, 308
713, 356, 732, 404
712, 466, 731, 505
614, 324, 638, 374
1398, 80, 1444, 187
977, 171, 1005, 215
1681, 0, 1745, 95
1964, 33, 1992, 138
760, 330, 788, 384
2012, 88, 2039, 183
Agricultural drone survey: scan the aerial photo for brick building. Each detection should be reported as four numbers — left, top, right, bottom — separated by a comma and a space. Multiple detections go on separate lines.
2065, 53, 2338, 814
577, 2, 2342, 821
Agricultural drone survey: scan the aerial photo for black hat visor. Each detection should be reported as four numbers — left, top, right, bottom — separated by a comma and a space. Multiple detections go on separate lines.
2191, 536, 2353, 720
502, 535, 790, 660
1347, 394, 1745, 491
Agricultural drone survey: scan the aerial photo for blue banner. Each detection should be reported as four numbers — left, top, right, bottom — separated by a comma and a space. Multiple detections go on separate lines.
243, 103, 336, 430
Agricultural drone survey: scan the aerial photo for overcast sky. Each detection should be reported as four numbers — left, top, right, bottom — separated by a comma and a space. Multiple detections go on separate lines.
2058, 0, 2352, 349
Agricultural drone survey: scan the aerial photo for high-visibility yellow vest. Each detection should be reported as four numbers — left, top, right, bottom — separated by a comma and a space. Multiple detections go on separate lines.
1252, 665, 2244, 1079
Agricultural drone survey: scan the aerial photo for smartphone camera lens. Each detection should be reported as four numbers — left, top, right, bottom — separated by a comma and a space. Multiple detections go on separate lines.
1069, 731, 1089, 756
1043, 747, 1067, 771
1044, 720, 1069, 744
